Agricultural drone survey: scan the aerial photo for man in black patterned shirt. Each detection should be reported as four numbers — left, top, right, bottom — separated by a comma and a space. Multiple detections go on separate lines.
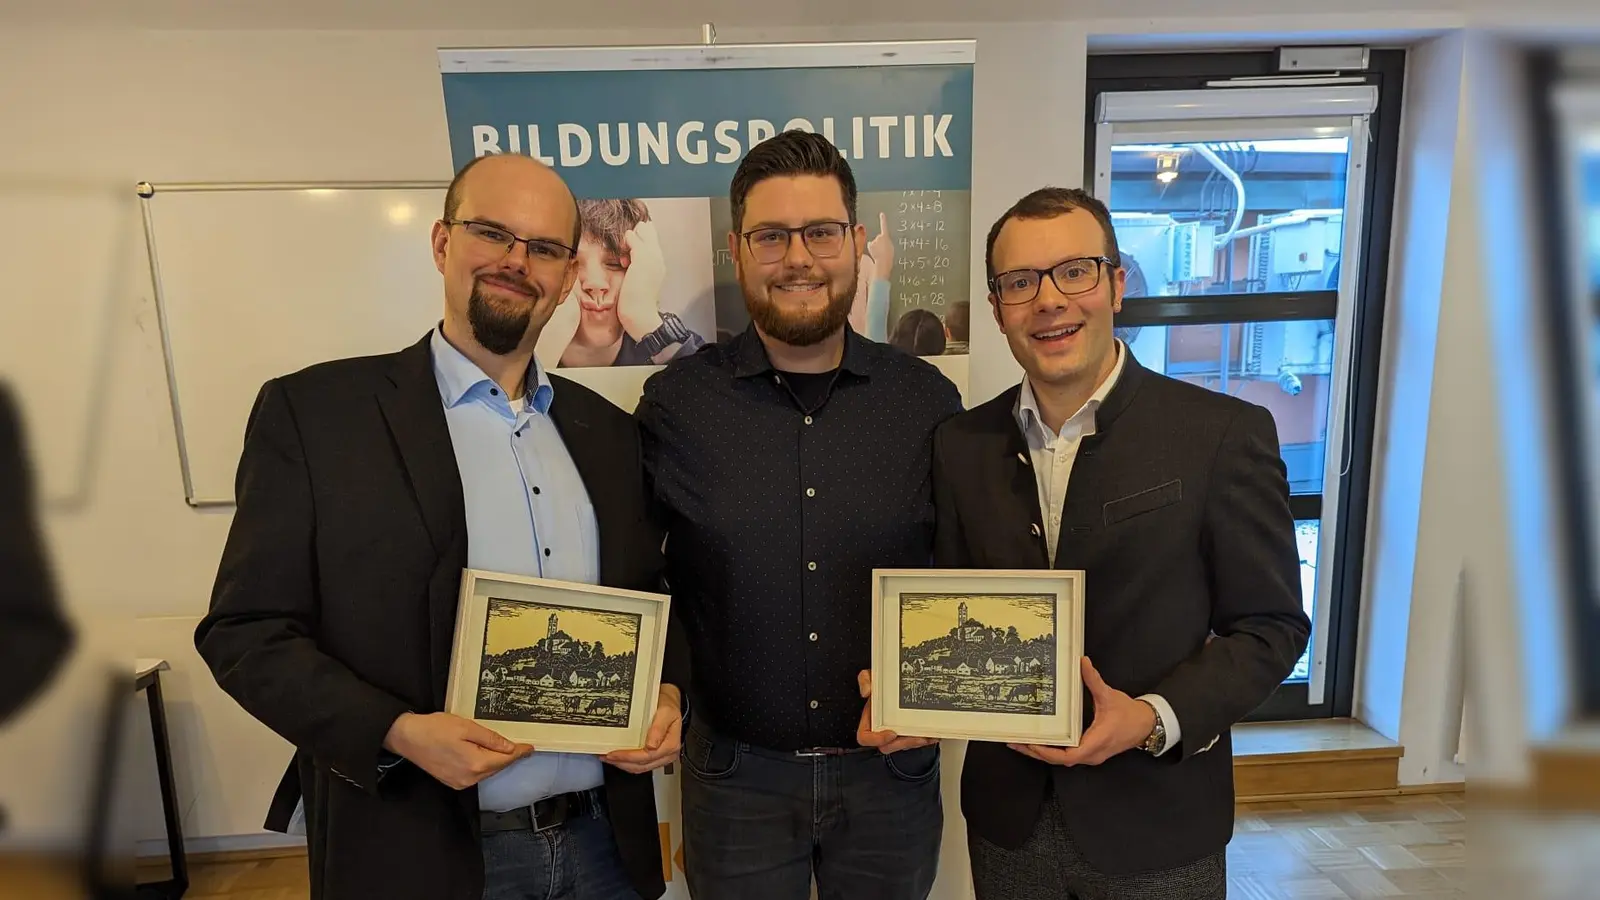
637, 130, 961, 900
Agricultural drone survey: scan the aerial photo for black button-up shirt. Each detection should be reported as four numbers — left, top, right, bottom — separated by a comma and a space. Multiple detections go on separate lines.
637, 326, 963, 750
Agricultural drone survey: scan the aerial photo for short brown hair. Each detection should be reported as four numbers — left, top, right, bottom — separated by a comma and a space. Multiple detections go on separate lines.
946, 300, 970, 342
889, 308, 947, 357
443, 153, 582, 247
442, 155, 489, 222
984, 187, 1120, 282
729, 130, 857, 233
577, 198, 650, 257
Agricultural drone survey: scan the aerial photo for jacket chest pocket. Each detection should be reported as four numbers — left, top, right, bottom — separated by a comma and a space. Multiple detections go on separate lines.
1102, 479, 1183, 527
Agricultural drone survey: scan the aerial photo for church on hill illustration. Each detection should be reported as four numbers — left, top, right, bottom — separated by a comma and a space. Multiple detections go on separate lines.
954, 600, 987, 643
540, 612, 573, 656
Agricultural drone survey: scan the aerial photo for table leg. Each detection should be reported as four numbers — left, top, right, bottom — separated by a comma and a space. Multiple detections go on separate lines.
140, 675, 187, 898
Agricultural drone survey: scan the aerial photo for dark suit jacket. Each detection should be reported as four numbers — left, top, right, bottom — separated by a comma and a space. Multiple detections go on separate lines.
194, 333, 686, 900
933, 352, 1310, 875
0, 382, 73, 727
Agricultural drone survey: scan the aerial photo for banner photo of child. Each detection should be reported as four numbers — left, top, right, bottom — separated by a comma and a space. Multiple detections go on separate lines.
539, 197, 717, 369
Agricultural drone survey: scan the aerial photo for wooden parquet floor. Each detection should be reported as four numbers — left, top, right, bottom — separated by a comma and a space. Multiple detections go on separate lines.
5, 792, 1478, 899
1228, 792, 1467, 898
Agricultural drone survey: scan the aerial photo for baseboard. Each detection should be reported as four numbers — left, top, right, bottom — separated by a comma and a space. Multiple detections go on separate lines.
1395, 781, 1466, 795
1236, 781, 1464, 805
136, 832, 304, 864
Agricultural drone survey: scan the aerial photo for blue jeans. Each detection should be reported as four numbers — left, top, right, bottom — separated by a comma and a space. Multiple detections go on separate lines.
679, 717, 943, 900
480, 800, 642, 900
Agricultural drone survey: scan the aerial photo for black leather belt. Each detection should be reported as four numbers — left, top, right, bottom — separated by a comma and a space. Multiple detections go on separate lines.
479, 788, 602, 834
791, 746, 875, 757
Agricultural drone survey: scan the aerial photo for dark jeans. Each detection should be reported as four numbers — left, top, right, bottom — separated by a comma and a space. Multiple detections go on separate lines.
678, 717, 943, 900
480, 799, 642, 900
968, 781, 1225, 900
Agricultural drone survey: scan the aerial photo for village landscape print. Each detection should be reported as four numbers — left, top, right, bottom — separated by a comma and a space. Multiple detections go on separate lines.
475, 598, 642, 728
898, 593, 1057, 714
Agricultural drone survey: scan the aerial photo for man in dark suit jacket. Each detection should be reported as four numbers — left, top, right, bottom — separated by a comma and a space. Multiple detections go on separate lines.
194, 154, 685, 900
0, 381, 74, 728
931, 187, 1310, 899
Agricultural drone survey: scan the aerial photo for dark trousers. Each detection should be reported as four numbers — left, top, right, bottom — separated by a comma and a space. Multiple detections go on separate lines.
678, 717, 942, 900
968, 781, 1225, 900
481, 796, 642, 900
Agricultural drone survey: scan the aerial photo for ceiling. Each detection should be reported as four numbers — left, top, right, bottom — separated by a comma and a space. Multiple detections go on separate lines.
0, 0, 1477, 31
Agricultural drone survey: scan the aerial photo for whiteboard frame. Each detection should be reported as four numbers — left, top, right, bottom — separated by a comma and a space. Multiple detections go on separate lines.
438, 39, 977, 74
137, 179, 449, 508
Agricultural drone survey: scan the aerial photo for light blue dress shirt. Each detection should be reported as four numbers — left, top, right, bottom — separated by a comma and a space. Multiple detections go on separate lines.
430, 327, 606, 812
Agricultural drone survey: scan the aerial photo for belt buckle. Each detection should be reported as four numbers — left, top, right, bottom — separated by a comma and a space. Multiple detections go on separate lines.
794, 747, 847, 757
530, 794, 571, 834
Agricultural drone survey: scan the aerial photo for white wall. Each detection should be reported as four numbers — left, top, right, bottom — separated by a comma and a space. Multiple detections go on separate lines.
1355, 31, 1466, 761
1355, 28, 1583, 788
1392, 34, 1487, 786
1450, 32, 1579, 780
3, 2, 1579, 882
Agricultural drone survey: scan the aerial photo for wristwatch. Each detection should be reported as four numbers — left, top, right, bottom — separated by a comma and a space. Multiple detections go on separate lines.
1139, 701, 1167, 755
637, 311, 693, 359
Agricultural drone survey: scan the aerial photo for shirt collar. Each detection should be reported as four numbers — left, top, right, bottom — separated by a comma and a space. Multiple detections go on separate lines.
731, 323, 874, 379
430, 325, 553, 414
1016, 339, 1127, 440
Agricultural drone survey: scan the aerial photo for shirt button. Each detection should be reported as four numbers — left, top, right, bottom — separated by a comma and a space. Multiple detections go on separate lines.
804, 415, 813, 425
809, 700, 819, 709
809, 632, 818, 642
544, 548, 551, 557
533, 486, 541, 495
807, 561, 817, 571
805, 487, 816, 498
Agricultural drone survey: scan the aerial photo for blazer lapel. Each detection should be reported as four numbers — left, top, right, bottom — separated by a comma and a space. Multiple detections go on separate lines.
978, 386, 1051, 569
1052, 350, 1150, 562
546, 377, 623, 587
377, 334, 466, 555
377, 334, 468, 706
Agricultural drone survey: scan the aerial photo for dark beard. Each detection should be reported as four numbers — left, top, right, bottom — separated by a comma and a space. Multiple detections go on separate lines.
745, 272, 855, 347
467, 282, 533, 356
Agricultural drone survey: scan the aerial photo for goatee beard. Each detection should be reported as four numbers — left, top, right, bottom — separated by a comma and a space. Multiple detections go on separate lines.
746, 271, 855, 347
468, 282, 534, 356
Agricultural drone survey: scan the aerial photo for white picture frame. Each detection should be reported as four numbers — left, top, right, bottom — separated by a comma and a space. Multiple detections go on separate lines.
871, 568, 1086, 745
444, 568, 671, 755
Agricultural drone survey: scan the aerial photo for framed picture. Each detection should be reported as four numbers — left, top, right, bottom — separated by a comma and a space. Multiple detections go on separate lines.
444, 568, 671, 755
871, 569, 1086, 745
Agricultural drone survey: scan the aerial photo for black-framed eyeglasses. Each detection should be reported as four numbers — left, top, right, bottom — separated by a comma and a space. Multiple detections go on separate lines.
988, 256, 1117, 305
740, 221, 853, 265
444, 219, 576, 264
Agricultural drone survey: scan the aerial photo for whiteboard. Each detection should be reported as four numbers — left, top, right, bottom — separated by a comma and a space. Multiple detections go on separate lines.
144, 184, 452, 506
143, 183, 661, 506
0, 177, 132, 509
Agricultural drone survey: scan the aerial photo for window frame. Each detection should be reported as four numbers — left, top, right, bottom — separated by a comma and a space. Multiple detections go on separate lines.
1084, 49, 1406, 722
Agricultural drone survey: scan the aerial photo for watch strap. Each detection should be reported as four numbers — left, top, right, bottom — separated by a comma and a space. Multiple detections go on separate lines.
638, 312, 690, 358
1139, 700, 1167, 754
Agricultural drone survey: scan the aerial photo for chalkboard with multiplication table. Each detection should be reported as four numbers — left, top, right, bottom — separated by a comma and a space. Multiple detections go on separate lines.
855, 190, 971, 350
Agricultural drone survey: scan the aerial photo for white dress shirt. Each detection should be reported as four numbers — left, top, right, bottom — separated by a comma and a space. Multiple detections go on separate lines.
431, 328, 606, 810
1013, 341, 1188, 756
